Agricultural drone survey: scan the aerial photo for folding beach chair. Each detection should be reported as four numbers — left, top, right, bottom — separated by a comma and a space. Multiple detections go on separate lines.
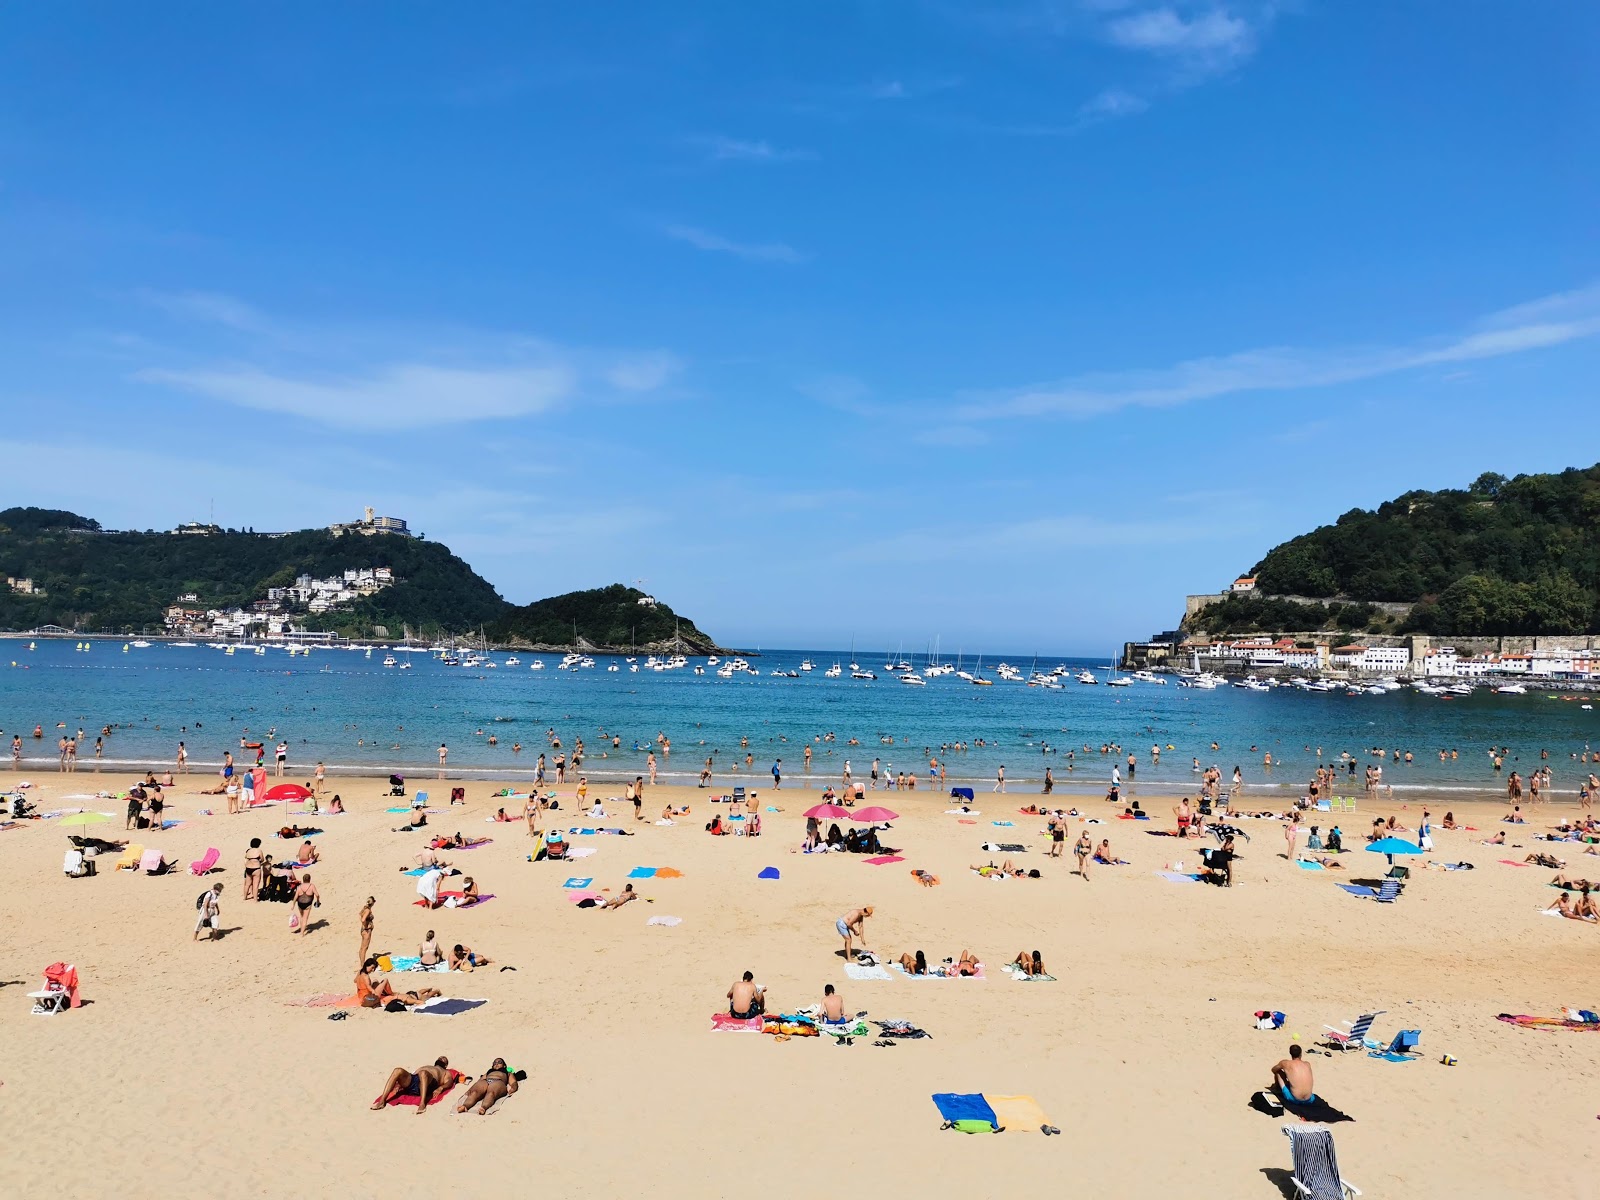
1283, 1124, 1361, 1198
189, 847, 220, 876
1368, 1029, 1421, 1061
1322, 1010, 1385, 1052
1373, 878, 1401, 903
731, 786, 746, 806
29, 963, 79, 1015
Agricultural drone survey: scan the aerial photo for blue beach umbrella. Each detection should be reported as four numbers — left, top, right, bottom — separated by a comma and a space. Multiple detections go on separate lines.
1366, 836, 1423, 866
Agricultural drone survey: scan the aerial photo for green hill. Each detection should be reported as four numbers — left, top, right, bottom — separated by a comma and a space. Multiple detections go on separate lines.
1204, 465, 1600, 636
0, 508, 724, 648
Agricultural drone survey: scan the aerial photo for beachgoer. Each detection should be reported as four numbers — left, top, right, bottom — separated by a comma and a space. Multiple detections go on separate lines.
1075, 831, 1093, 880
371, 1056, 456, 1115
450, 943, 492, 970
821, 983, 847, 1024
602, 883, 637, 909
1012, 950, 1046, 977
194, 882, 223, 941
836, 906, 873, 962
728, 970, 765, 1018
1270, 1044, 1315, 1106
298, 839, 319, 866
454, 1058, 517, 1115
291, 875, 320, 936
419, 929, 445, 967
898, 950, 928, 975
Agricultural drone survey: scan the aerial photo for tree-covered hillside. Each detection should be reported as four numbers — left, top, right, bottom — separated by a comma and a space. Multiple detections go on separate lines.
489, 584, 719, 652
1245, 465, 1600, 635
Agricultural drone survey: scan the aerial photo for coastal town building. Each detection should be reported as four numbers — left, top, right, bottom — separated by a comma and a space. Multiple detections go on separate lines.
7, 576, 40, 595
165, 566, 398, 635
1230, 576, 1258, 592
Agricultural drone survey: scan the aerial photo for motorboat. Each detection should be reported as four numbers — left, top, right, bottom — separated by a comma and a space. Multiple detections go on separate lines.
382, 655, 397, 667
1076, 671, 1098, 685
505, 656, 521, 666
1130, 670, 1166, 684
1494, 683, 1527, 694
530, 660, 544, 670
851, 670, 877, 680
824, 663, 842, 678
800, 659, 815, 672
899, 673, 926, 686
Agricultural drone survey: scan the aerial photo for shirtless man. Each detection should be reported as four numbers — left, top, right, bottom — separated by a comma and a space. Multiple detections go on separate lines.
455, 1058, 517, 1115
297, 839, 319, 865
728, 970, 765, 1018
450, 943, 492, 970
1175, 797, 1193, 839
371, 1056, 456, 1115
836, 906, 873, 962
820, 982, 847, 1024
1269, 1044, 1316, 1107
290, 875, 320, 937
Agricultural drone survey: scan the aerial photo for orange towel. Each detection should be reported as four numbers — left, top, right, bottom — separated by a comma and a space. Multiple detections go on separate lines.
655, 867, 684, 879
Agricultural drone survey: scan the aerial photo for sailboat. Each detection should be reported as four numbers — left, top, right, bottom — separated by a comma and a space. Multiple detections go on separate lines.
1104, 656, 1132, 686
971, 654, 992, 685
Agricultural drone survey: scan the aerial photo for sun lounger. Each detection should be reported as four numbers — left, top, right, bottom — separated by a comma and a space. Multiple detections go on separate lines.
139, 848, 170, 874
1283, 1123, 1361, 1198
1367, 1029, 1421, 1061
1322, 1010, 1384, 1053
189, 847, 220, 876
114, 843, 144, 870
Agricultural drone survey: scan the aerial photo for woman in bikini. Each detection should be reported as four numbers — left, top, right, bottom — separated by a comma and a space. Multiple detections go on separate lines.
358, 897, 375, 967
455, 1058, 517, 1115
898, 950, 928, 975
242, 838, 264, 901
1012, 950, 1046, 977
1075, 831, 1094, 880
949, 949, 980, 977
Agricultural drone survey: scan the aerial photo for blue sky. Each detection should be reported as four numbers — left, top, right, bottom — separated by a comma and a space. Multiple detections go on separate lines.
2, 2, 1596, 653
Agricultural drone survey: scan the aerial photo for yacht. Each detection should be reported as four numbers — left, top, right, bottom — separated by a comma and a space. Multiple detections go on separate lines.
851, 669, 877, 680
800, 659, 815, 673
706, 656, 719, 666
693, 665, 705, 674
1076, 670, 1099, 685
824, 663, 842, 678
382, 655, 397, 667
899, 673, 926, 686
1130, 670, 1166, 685
131, 640, 151, 648
504, 656, 521, 667
171, 642, 196, 648
1494, 683, 1527, 695
529, 660, 544, 670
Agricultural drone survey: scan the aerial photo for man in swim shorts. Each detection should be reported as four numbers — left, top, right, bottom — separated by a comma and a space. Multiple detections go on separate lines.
727, 970, 765, 1018
1269, 1044, 1316, 1107
836, 906, 872, 962
371, 1056, 457, 1114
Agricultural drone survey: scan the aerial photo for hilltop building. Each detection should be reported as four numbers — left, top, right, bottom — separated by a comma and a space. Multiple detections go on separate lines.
330, 506, 414, 538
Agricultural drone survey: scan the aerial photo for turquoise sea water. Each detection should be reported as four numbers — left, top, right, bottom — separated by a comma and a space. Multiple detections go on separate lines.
2, 640, 1595, 796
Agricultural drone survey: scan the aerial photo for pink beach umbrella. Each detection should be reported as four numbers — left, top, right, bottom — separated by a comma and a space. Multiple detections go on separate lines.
803, 803, 851, 820
849, 806, 899, 823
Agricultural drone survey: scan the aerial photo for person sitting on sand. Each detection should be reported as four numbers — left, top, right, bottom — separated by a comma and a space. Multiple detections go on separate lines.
456, 877, 481, 906
820, 983, 848, 1025
371, 1056, 458, 1113
1504, 807, 1526, 824
449, 943, 492, 970
454, 1058, 517, 1115
898, 950, 928, 976
356, 959, 441, 1009
296, 839, 319, 866
1546, 893, 1593, 921
392, 812, 428, 832
1441, 811, 1457, 830
1269, 1044, 1316, 1107
1012, 949, 1046, 978
727, 970, 766, 1019
1093, 839, 1128, 865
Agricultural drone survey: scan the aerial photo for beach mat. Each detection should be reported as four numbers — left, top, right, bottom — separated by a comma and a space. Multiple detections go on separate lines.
380, 1076, 460, 1108
627, 867, 658, 879
562, 877, 594, 889
1498, 859, 1530, 867
932, 1093, 997, 1131
647, 915, 682, 927
1497, 1013, 1600, 1031
1001, 965, 1057, 982
711, 1012, 764, 1032
1295, 860, 1325, 871
844, 962, 892, 981
1337, 883, 1378, 898
865, 855, 905, 866
413, 892, 496, 908
292, 992, 359, 1008
1155, 871, 1201, 884
758, 867, 780, 880
988, 1094, 1053, 1132
413, 997, 488, 1016
383, 956, 448, 973
566, 891, 602, 904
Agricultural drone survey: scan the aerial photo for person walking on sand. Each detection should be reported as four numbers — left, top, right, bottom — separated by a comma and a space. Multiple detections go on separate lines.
524, 793, 541, 837
177, 740, 188, 774
1075, 830, 1093, 880
836, 906, 873, 962
994, 764, 1006, 793
195, 882, 223, 942
314, 760, 326, 795
291, 874, 321, 936
243, 838, 264, 900
772, 759, 782, 790
358, 896, 375, 966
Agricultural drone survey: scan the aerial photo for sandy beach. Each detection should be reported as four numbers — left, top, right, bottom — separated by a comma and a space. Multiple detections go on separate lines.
3, 769, 1597, 1198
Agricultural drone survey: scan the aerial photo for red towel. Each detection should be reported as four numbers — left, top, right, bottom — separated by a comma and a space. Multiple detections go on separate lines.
378, 1071, 461, 1107
43, 962, 80, 1008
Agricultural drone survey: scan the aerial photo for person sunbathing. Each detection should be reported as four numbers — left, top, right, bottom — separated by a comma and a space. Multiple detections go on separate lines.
455, 1058, 517, 1115
328, 795, 345, 814
600, 883, 637, 909
972, 859, 1027, 879
457, 877, 481, 906
1482, 831, 1506, 845
1551, 874, 1597, 891
277, 825, 320, 839
1269, 1044, 1316, 1107
1012, 950, 1046, 977
898, 950, 928, 976
945, 950, 980, 977
1441, 811, 1457, 829
727, 971, 766, 1018
434, 832, 491, 849
450, 943, 492, 970
371, 1056, 458, 1114
493, 808, 510, 823
1093, 839, 1128, 865
356, 960, 441, 1009
820, 983, 848, 1024
911, 869, 940, 886
1546, 893, 1594, 921
1527, 852, 1565, 869
392, 814, 428, 832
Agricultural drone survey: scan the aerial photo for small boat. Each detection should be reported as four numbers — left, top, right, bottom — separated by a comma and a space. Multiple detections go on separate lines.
824, 663, 842, 678
382, 655, 397, 667
899, 673, 926, 686
1076, 671, 1098, 685
851, 670, 877, 680
505, 656, 521, 667
530, 660, 544, 670
1493, 683, 1526, 695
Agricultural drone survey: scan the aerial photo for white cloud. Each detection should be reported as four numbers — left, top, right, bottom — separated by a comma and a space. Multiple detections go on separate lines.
958, 282, 1600, 421
139, 362, 579, 430
664, 224, 807, 264
1106, 6, 1258, 64
693, 135, 815, 163
602, 352, 682, 392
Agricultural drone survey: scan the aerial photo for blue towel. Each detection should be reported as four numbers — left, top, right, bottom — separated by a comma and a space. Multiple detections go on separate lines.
414, 998, 488, 1016
562, 877, 593, 889
627, 867, 657, 879
931, 1093, 997, 1128
950, 788, 975, 802
1337, 883, 1378, 898
758, 867, 780, 880
402, 867, 431, 877
1295, 861, 1325, 871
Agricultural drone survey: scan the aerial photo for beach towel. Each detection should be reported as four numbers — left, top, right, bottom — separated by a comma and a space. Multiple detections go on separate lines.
1001, 965, 1057, 982
647, 915, 682, 927
383, 956, 448, 973
378, 1074, 461, 1108
413, 997, 488, 1016
566, 891, 603, 905
1498, 859, 1530, 867
562, 877, 594, 889
655, 867, 683, 878
711, 1012, 764, 1032
1155, 871, 1201, 884
988, 1095, 1054, 1132
944, 809, 979, 815
821, 1018, 871, 1038
1295, 860, 1325, 871
892, 962, 986, 981
991, 821, 1015, 827
1337, 883, 1379, 898
864, 855, 905, 866
566, 847, 597, 859
453, 839, 493, 850
982, 843, 1026, 853
292, 992, 359, 1008
1497, 1013, 1600, 1031
844, 962, 892, 981
627, 867, 658, 879
758, 867, 780, 880
932, 1093, 998, 1132
958, 819, 976, 825
950, 788, 975, 802
873, 1019, 931, 1039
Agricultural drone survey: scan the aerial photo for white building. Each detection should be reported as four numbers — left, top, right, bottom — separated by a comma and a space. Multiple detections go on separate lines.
330, 506, 414, 538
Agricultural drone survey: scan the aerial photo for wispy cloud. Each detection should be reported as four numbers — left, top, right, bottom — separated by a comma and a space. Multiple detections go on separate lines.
135, 289, 272, 334
690, 135, 816, 163
664, 224, 807, 264
864, 76, 962, 102
1104, 6, 1261, 71
955, 282, 1600, 421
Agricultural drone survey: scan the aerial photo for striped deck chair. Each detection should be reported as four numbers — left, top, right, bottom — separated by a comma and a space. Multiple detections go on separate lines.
1283, 1124, 1361, 1199
1323, 1010, 1385, 1053
1374, 878, 1401, 903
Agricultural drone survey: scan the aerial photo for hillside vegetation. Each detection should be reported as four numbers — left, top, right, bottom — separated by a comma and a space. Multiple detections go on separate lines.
1238, 465, 1600, 635
0, 508, 723, 647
